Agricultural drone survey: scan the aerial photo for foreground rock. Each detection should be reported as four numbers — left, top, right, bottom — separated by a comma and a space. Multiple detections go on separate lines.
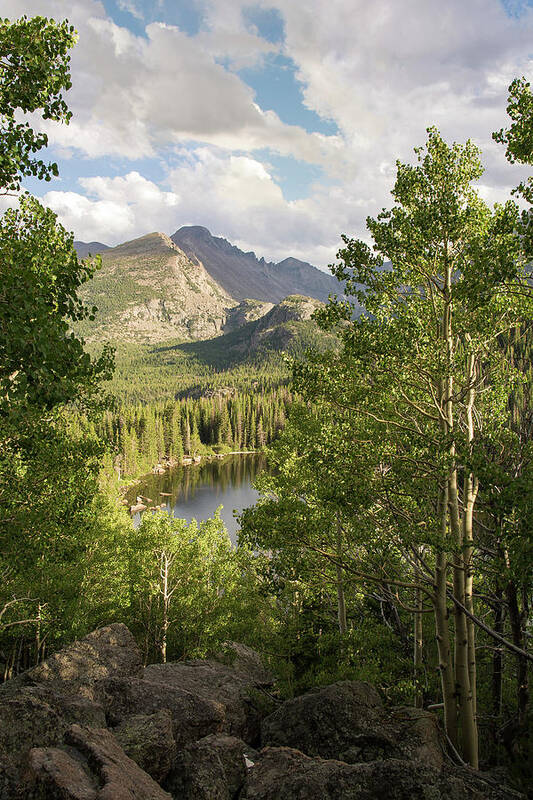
113, 710, 176, 782
144, 657, 274, 745
18, 624, 143, 697
164, 733, 253, 799
261, 680, 443, 769
100, 676, 224, 749
244, 747, 521, 800
24, 725, 172, 800
0, 626, 523, 800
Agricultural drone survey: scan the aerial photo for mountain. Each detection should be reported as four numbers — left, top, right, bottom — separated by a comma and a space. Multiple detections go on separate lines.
77, 232, 236, 343
156, 294, 336, 369
171, 226, 340, 304
74, 241, 110, 258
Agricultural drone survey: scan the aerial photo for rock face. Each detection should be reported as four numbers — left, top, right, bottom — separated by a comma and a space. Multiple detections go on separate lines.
164, 733, 251, 800
261, 680, 444, 769
0, 625, 522, 800
144, 657, 274, 745
21, 623, 143, 697
24, 725, 172, 800
113, 710, 176, 782
78, 232, 236, 344
244, 747, 514, 800
171, 225, 339, 304
100, 675, 224, 749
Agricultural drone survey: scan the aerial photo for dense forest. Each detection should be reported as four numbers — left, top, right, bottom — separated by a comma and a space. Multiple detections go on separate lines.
91, 387, 294, 479
0, 13, 532, 795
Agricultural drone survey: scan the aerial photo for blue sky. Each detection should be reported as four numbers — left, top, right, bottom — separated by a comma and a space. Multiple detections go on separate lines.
4, 0, 533, 267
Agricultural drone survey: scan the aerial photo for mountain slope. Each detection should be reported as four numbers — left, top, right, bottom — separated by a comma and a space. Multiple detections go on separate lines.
78, 232, 236, 343
74, 241, 110, 258
171, 226, 340, 304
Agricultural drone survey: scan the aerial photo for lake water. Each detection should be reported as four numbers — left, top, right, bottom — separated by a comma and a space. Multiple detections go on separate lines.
125, 453, 267, 544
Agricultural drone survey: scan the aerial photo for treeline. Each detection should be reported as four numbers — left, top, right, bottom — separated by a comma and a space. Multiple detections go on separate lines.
85, 387, 294, 479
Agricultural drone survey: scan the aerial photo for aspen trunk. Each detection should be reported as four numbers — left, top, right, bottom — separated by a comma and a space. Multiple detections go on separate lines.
506, 578, 529, 727
414, 583, 423, 708
160, 552, 169, 663
434, 483, 457, 746
443, 267, 478, 767
336, 515, 347, 636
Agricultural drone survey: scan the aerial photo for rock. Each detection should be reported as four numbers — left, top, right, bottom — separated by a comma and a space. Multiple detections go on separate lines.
214, 642, 273, 685
164, 734, 251, 799
261, 681, 445, 769
0, 690, 67, 770
391, 706, 444, 769
99, 676, 224, 749
261, 681, 397, 763
23, 725, 175, 800
113, 710, 176, 782
66, 725, 172, 800
24, 746, 98, 799
144, 659, 274, 745
244, 747, 517, 800
18, 624, 143, 698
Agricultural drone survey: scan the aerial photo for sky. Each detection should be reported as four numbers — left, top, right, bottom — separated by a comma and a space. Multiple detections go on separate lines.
3, 0, 533, 269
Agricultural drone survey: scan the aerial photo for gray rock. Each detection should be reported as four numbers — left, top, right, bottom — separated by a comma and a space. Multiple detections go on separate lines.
66, 725, 172, 800
0, 690, 67, 770
261, 681, 397, 763
244, 747, 519, 800
144, 660, 274, 745
24, 724, 175, 800
113, 710, 176, 782
164, 733, 250, 799
214, 642, 273, 686
261, 681, 445, 769
99, 676, 224, 749
17, 624, 143, 698
24, 746, 98, 800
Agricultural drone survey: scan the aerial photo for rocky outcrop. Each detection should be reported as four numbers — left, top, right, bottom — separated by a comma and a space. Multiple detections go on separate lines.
171, 225, 340, 304
144, 657, 274, 745
0, 625, 523, 800
113, 710, 176, 782
164, 733, 252, 799
25, 725, 172, 800
100, 675, 224, 749
244, 747, 518, 800
261, 680, 444, 769
16, 623, 143, 697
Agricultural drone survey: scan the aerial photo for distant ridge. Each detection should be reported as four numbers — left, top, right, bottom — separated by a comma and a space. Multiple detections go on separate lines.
171, 225, 340, 304
74, 241, 110, 258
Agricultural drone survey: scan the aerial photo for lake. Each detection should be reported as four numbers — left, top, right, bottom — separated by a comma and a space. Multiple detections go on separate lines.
125, 453, 267, 544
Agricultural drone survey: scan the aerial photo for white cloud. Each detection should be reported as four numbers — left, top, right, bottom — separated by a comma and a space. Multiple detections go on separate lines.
117, 0, 144, 21
3, 0, 533, 267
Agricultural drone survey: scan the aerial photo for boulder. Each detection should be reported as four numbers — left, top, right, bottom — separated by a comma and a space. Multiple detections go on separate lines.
113, 710, 176, 782
244, 747, 518, 800
214, 643, 273, 685
164, 733, 252, 799
17, 624, 143, 698
391, 706, 444, 769
24, 746, 98, 800
24, 725, 176, 800
99, 676, 224, 749
261, 681, 396, 763
144, 660, 274, 745
261, 681, 445, 769
69, 725, 171, 800
0, 690, 67, 770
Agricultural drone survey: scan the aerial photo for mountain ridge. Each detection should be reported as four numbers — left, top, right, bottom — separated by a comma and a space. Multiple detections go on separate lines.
171, 225, 339, 304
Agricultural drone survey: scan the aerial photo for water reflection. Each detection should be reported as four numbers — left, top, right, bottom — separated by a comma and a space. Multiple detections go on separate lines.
125, 453, 267, 544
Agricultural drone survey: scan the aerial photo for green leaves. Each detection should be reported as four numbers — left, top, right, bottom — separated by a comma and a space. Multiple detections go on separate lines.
0, 15, 77, 193
0, 195, 114, 411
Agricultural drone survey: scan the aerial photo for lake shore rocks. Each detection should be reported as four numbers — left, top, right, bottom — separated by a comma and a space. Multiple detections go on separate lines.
0, 624, 524, 800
